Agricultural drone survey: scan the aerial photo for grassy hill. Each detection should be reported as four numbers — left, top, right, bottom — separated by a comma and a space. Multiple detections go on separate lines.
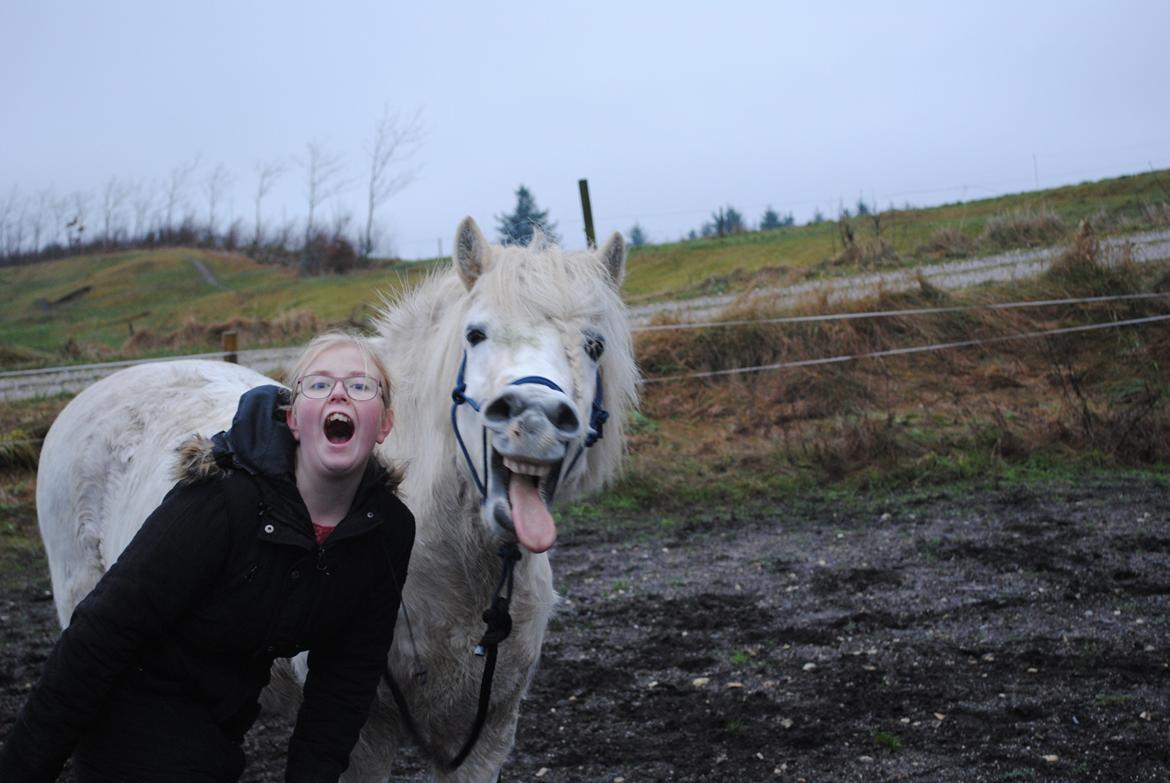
1, 168, 1168, 371
0, 250, 439, 368
621, 168, 1170, 300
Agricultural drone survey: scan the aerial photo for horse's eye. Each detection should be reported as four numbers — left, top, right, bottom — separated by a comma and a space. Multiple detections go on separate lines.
466, 326, 487, 346
584, 333, 605, 362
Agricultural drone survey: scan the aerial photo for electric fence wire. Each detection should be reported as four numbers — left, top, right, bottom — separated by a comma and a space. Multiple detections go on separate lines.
4, 294, 1170, 445
631, 293, 1169, 333
642, 312, 1170, 384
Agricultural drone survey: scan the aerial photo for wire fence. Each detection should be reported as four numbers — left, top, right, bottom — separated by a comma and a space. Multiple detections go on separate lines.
641, 312, 1170, 384
3, 292, 1168, 453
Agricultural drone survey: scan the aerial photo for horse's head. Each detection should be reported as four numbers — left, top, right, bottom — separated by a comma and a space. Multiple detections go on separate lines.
446, 216, 636, 553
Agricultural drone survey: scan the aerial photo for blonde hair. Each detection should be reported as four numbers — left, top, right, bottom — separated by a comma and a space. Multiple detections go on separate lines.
287, 331, 394, 415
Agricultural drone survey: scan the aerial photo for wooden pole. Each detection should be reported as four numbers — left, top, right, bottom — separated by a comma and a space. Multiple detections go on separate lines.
578, 179, 596, 249
223, 330, 238, 364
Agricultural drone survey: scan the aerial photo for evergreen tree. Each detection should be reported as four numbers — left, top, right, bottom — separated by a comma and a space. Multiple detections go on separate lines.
628, 223, 648, 247
760, 206, 795, 231
702, 205, 746, 237
495, 185, 559, 245
760, 207, 781, 231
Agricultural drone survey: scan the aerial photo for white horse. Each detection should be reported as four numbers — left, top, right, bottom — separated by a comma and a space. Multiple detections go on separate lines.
35, 217, 637, 782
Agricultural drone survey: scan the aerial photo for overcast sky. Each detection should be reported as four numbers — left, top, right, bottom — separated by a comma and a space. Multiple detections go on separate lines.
3, 1, 1168, 259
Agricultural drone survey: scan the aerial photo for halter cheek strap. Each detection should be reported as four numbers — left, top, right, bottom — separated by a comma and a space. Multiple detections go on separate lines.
451, 352, 488, 498
450, 351, 609, 502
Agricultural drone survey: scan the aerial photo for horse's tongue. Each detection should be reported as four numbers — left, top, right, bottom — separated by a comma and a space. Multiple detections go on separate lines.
509, 474, 556, 553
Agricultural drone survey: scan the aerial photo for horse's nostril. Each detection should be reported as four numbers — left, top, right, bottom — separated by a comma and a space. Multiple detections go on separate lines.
484, 392, 518, 425
552, 402, 579, 434
484, 390, 581, 438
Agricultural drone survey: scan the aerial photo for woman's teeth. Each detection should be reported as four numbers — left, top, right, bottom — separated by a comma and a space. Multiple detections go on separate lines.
324, 412, 354, 442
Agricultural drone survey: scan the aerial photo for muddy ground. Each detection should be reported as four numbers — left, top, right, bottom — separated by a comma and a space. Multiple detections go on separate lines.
3, 476, 1169, 782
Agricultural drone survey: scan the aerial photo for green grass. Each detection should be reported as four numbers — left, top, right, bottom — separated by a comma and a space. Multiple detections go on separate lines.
0, 249, 439, 366
874, 731, 903, 752
621, 168, 1170, 301
4, 167, 1169, 368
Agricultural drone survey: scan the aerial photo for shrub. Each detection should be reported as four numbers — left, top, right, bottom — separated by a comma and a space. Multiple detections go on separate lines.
979, 206, 1066, 249
916, 227, 974, 259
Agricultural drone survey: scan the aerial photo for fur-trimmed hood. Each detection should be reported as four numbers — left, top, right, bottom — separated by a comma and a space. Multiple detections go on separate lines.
172, 384, 403, 494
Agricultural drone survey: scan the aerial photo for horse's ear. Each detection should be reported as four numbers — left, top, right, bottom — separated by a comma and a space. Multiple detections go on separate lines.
598, 231, 626, 287
454, 216, 489, 290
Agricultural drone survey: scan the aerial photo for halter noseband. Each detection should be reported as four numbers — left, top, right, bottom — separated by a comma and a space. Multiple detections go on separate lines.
450, 350, 608, 501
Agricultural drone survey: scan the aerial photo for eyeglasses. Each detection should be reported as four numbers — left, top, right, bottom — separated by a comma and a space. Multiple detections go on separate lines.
297, 374, 382, 401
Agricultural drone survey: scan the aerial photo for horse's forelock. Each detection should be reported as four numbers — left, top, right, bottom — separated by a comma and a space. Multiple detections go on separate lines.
473, 242, 616, 324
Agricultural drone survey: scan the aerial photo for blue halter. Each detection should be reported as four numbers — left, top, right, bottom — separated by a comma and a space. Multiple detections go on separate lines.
450, 350, 609, 501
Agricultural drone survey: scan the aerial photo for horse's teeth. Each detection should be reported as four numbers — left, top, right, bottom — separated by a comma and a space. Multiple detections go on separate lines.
503, 458, 550, 477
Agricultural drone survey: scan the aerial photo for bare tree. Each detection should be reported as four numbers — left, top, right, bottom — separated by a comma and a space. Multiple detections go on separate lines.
204, 163, 234, 244
0, 186, 19, 258
163, 157, 200, 235
130, 179, 156, 242
29, 189, 53, 255
48, 194, 71, 249
361, 107, 424, 257
270, 216, 295, 258
223, 217, 244, 250
101, 176, 131, 248
252, 159, 285, 247
302, 141, 347, 247
67, 190, 91, 252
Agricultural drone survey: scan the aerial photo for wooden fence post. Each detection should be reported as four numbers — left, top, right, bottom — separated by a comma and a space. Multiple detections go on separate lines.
223, 330, 238, 364
578, 179, 596, 249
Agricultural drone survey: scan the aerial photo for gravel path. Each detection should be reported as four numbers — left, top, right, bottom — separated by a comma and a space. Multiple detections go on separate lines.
0, 347, 304, 401
187, 255, 224, 289
628, 228, 1170, 326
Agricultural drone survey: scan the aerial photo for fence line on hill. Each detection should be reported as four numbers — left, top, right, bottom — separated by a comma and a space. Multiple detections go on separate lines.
1, 290, 1162, 384
4, 300, 1170, 452
630, 292, 1168, 333
641, 312, 1170, 384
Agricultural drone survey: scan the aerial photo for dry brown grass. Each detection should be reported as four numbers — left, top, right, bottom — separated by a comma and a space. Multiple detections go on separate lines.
0, 396, 69, 471
634, 240, 1170, 490
915, 227, 975, 259
980, 206, 1067, 249
827, 237, 897, 269
121, 309, 325, 355
1143, 202, 1170, 227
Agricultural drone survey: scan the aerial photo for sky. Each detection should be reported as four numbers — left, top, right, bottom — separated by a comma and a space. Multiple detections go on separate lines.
2, 1, 1169, 260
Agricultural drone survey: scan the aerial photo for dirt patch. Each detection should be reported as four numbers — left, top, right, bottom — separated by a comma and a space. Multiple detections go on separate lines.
2, 477, 1168, 781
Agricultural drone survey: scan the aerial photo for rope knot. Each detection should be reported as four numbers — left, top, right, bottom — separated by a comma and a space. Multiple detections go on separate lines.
475, 599, 513, 653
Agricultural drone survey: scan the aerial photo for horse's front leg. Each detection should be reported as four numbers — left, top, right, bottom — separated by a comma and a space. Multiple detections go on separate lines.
340, 705, 406, 783
430, 711, 520, 783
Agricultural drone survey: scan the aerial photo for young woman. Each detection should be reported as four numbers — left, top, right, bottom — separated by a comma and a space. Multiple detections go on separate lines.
0, 333, 415, 782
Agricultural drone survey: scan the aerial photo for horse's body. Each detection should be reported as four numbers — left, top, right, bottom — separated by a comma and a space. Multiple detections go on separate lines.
35, 218, 636, 781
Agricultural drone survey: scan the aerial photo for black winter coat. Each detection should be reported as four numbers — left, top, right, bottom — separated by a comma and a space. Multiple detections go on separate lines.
0, 386, 415, 782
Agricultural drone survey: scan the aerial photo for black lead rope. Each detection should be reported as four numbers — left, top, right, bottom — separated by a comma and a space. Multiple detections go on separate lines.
384, 543, 522, 771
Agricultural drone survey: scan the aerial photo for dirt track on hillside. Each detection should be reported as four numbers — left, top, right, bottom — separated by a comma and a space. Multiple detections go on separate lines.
627, 228, 1170, 326
3, 477, 1169, 781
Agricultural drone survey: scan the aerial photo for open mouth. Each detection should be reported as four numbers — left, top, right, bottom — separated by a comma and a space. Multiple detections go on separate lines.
488, 449, 562, 553
324, 412, 354, 444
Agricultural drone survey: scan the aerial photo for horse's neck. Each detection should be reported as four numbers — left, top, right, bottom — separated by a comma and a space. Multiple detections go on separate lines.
376, 273, 552, 615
